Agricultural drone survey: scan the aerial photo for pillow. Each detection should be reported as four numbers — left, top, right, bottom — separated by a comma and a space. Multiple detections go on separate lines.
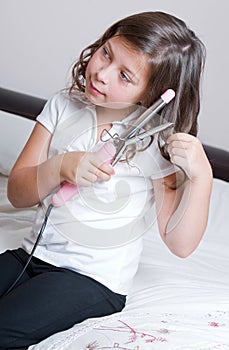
0, 110, 35, 175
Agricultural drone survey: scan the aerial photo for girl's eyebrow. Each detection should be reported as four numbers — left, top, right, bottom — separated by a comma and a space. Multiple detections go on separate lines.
106, 40, 140, 83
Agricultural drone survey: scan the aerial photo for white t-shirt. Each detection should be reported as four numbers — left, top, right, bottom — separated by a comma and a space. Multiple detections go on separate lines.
22, 91, 176, 294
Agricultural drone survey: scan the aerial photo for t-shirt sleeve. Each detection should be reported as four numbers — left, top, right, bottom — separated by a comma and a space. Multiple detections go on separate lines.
151, 157, 179, 179
36, 92, 68, 134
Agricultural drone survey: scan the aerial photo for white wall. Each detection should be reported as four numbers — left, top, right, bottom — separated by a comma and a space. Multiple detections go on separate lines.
1, 0, 228, 150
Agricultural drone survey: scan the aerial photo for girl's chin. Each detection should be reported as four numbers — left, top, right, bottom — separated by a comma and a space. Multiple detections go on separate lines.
85, 89, 136, 110
85, 89, 103, 104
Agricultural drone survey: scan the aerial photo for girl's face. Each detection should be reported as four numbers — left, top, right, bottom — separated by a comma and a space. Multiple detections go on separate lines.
85, 35, 151, 108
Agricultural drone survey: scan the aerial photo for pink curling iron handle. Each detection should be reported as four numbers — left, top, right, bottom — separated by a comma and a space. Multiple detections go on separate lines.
51, 142, 116, 207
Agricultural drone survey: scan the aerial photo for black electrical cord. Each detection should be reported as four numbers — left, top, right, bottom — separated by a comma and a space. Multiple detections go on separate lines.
3, 204, 53, 297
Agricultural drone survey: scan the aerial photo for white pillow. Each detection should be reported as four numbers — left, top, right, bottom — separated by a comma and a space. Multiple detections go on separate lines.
0, 110, 35, 175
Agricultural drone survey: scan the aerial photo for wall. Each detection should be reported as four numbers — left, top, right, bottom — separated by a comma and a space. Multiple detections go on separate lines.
0, 0, 228, 150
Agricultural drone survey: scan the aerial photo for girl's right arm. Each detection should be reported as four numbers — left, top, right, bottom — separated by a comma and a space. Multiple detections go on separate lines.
7, 122, 114, 208
8, 122, 63, 208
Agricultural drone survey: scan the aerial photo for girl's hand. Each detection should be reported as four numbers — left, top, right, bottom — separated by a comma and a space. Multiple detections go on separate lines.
60, 151, 115, 187
166, 133, 212, 182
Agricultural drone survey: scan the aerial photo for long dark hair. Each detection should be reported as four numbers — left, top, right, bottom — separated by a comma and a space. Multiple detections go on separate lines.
69, 11, 206, 162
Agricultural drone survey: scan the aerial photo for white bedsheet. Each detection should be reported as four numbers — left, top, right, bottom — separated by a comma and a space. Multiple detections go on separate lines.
1, 174, 229, 349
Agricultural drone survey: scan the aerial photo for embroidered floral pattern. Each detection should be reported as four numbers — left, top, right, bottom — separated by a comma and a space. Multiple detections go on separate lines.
32, 309, 229, 350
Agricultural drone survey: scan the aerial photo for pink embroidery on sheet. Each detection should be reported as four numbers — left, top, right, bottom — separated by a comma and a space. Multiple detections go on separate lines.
86, 340, 99, 349
209, 322, 220, 327
86, 342, 141, 349
208, 321, 225, 328
94, 319, 167, 344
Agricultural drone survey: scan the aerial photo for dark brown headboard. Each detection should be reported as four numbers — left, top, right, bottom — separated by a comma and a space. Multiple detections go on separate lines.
1, 87, 229, 182
0, 87, 46, 121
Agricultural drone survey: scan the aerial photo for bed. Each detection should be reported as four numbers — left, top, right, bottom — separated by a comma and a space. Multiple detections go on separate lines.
1, 87, 229, 350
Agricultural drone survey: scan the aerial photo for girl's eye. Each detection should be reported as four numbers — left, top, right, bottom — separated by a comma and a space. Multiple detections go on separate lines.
103, 47, 110, 59
120, 71, 130, 83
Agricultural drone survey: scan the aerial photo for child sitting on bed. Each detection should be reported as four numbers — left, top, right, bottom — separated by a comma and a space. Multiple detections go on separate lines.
0, 11, 212, 349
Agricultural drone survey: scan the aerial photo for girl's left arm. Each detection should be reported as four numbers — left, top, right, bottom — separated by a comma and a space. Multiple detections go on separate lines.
153, 133, 213, 258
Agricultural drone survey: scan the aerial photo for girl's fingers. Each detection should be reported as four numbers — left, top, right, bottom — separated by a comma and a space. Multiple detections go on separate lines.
167, 140, 189, 150
91, 157, 115, 176
166, 133, 212, 180
76, 155, 114, 186
95, 169, 111, 181
167, 132, 194, 143
169, 147, 188, 159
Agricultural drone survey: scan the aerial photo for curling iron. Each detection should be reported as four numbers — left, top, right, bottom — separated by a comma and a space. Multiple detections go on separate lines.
52, 88, 175, 206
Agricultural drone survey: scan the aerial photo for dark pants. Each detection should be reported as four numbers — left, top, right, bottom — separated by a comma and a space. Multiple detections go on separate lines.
0, 248, 126, 350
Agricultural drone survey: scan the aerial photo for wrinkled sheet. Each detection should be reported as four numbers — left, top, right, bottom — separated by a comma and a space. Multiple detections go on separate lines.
1, 174, 229, 349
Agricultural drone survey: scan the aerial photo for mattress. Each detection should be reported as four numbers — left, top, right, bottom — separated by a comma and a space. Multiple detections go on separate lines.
1, 174, 229, 349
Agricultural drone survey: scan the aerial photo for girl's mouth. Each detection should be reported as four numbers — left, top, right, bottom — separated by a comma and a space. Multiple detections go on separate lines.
89, 81, 104, 96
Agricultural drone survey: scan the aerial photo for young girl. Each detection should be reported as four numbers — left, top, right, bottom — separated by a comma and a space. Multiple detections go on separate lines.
0, 11, 212, 349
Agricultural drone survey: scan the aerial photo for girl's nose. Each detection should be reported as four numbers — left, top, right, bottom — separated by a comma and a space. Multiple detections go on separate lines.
96, 65, 112, 85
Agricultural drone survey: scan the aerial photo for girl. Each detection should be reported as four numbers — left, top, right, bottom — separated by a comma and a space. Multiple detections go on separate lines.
0, 11, 212, 349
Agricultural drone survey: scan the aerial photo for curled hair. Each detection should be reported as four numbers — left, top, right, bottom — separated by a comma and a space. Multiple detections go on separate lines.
69, 11, 206, 177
